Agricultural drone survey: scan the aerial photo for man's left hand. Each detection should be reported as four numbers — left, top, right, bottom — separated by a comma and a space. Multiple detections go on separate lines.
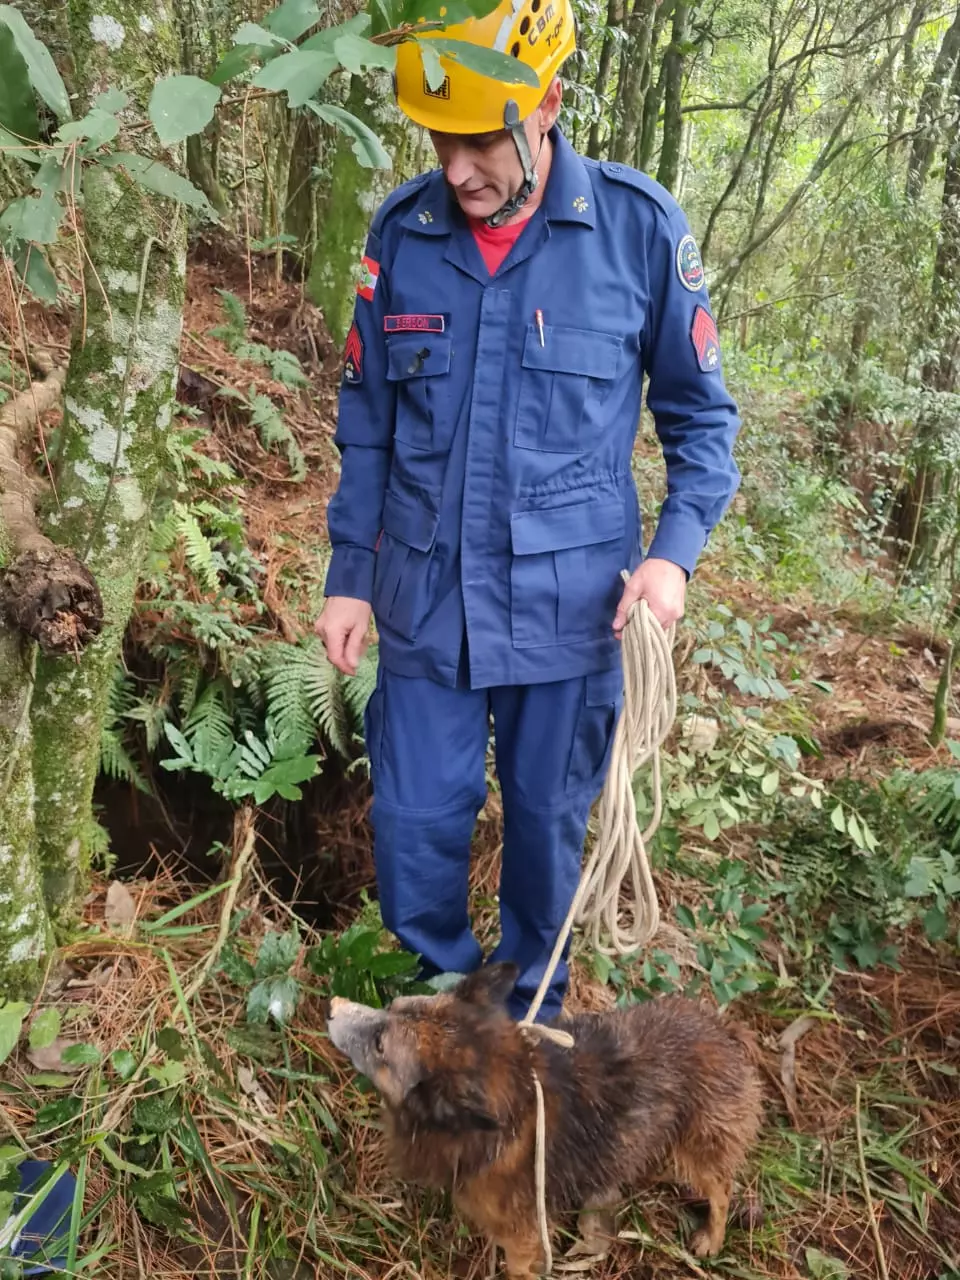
613, 557, 687, 635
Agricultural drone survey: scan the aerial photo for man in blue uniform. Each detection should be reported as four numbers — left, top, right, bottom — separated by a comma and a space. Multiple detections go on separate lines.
314, 0, 741, 1021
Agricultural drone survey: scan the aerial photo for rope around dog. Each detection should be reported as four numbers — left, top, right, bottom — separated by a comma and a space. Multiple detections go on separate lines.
514, 577, 678, 1276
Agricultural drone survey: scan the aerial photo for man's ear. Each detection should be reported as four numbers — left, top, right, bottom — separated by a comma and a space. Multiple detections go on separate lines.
455, 962, 519, 1009
404, 1073, 499, 1133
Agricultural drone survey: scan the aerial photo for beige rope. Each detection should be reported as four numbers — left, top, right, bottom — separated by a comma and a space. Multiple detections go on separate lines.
517, 579, 677, 1275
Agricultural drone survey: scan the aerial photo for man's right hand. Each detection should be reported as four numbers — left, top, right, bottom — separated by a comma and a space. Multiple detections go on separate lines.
314, 597, 373, 676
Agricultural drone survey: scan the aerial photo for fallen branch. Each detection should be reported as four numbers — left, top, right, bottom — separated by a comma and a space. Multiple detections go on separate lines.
0, 360, 103, 654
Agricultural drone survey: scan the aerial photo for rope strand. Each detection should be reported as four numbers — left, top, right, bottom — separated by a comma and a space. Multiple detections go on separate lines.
518, 579, 677, 1274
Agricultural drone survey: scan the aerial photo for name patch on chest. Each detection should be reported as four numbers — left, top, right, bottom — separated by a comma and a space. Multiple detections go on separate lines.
384, 314, 446, 334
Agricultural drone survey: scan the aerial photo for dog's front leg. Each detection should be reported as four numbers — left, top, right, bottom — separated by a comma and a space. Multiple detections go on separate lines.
499, 1229, 548, 1278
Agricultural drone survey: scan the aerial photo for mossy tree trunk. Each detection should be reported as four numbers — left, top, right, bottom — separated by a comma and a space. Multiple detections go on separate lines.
0, 559, 52, 990
25, 2, 188, 930
306, 73, 411, 345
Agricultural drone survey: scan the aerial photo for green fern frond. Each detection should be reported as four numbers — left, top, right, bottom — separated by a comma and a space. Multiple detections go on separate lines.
182, 680, 237, 772
174, 501, 221, 594
209, 289, 247, 348
248, 394, 306, 483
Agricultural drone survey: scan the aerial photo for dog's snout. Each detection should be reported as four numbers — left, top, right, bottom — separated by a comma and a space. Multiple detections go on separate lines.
329, 996, 346, 1015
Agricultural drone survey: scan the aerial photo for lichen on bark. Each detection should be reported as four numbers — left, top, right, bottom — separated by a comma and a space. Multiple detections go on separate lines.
28, 0, 188, 925
0, 633, 53, 995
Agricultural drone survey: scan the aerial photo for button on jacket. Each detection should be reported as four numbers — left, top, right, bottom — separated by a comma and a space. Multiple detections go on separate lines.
324, 126, 741, 690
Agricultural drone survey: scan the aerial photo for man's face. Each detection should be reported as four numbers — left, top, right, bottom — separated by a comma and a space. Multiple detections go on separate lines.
428, 80, 561, 221
429, 124, 530, 220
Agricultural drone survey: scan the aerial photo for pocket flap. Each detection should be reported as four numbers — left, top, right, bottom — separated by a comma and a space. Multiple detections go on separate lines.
510, 498, 625, 556
520, 326, 621, 378
381, 487, 440, 552
386, 333, 452, 381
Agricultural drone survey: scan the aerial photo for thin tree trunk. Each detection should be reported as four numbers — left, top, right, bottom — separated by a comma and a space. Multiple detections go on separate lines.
656, 1, 688, 193
29, 0, 188, 926
894, 82, 960, 566
612, 0, 657, 165
906, 5, 960, 199
587, 0, 624, 160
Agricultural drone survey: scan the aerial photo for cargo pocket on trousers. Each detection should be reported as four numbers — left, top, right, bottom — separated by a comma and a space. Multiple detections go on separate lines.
565, 667, 624, 796
371, 487, 440, 643
514, 325, 621, 454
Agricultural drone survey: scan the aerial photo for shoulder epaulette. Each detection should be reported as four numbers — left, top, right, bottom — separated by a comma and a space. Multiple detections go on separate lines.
597, 160, 681, 220
371, 171, 436, 235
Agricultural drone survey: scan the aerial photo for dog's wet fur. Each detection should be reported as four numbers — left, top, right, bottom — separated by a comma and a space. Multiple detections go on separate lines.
326, 963, 763, 1277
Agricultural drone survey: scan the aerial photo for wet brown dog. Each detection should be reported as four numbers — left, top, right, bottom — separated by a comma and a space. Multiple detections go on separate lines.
326, 963, 763, 1277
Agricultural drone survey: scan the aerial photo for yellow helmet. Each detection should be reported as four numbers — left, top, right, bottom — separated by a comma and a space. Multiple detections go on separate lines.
394, 0, 576, 134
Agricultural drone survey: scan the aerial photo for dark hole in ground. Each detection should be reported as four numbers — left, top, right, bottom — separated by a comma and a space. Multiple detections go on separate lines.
94, 758, 376, 932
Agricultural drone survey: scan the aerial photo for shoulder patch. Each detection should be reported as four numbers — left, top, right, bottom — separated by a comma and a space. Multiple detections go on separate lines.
342, 320, 364, 385
677, 234, 705, 292
691, 305, 720, 372
597, 160, 681, 220
371, 170, 435, 236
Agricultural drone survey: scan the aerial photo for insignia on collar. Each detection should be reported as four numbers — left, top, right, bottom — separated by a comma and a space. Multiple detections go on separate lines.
691, 305, 720, 372
418, 210, 434, 224
677, 233, 705, 292
573, 196, 589, 213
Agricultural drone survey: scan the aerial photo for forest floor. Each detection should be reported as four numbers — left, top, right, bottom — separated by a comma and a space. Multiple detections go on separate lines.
1, 241, 958, 1280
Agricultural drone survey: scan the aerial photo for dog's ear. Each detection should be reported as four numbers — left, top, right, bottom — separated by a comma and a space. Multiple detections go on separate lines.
455, 963, 519, 1009
404, 1073, 500, 1132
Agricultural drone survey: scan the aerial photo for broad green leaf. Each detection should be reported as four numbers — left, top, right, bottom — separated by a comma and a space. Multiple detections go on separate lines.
60, 1042, 102, 1067
32, 154, 66, 197
149, 75, 222, 146
210, 44, 262, 86
332, 32, 396, 74
0, 190, 62, 245
25, 1073, 75, 1088
845, 812, 862, 847
262, 0, 324, 42
0, 24, 38, 142
903, 858, 933, 898
0, 1001, 29, 1065
111, 1049, 137, 1080
28, 1009, 61, 1051
0, 6, 71, 119
56, 107, 120, 149
760, 769, 779, 796
233, 22, 288, 48
147, 1060, 187, 1089
399, 0, 503, 25
247, 975, 299, 1025
829, 803, 845, 834
367, 950, 419, 978
93, 87, 128, 113
419, 41, 446, 92
100, 152, 215, 215
12, 242, 57, 302
675, 904, 697, 931
255, 926, 301, 978
923, 905, 948, 942
251, 48, 339, 107
306, 102, 391, 169
703, 809, 721, 841
426, 36, 541, 87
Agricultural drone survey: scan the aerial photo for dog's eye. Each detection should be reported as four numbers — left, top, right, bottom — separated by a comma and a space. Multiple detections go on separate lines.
374, 1030, 384, 1055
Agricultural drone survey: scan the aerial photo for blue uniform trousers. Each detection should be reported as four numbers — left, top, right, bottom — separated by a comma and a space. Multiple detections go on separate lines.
363, 661, 624, 1021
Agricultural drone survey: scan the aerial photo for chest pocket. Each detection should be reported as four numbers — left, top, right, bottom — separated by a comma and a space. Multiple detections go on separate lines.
514, 325, 622, 454
387, 333, 454, 452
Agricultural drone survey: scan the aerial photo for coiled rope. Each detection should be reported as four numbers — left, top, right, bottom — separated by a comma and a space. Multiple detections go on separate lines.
510, 577, 678, 1276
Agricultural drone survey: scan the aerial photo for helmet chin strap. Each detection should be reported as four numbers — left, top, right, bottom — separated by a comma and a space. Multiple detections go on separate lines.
485, 102, 546, 228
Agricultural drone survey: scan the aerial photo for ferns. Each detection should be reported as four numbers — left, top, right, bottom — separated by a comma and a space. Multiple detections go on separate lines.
100, 670, 152, 795
153, 642, 379, 805
904, 741, 960, 856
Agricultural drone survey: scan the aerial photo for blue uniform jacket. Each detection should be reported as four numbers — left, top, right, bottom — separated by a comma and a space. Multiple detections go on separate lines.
324, 126, 741, 690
